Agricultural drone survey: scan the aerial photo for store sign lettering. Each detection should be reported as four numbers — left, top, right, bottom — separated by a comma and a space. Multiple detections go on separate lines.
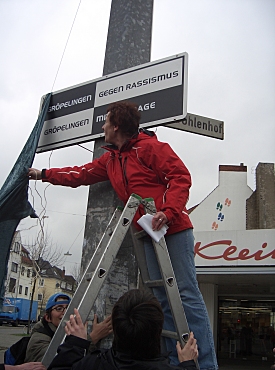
194, 240, 275, 261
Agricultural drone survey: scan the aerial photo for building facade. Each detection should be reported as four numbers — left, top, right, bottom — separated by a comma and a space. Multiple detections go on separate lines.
4, 231, 34, 300
3, 234, 77, 318
189, 163, 275, 364
34, 259, 77, 317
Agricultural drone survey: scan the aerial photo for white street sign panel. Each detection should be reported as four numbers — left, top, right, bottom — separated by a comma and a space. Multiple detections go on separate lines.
37, 53, 188, 153
165, 113, 224, 140
194, 229, 275, 267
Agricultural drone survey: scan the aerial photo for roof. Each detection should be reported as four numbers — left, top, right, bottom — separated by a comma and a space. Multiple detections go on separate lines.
219, 164, 247, 172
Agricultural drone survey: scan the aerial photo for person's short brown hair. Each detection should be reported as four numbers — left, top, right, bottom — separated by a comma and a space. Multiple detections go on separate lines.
107, 101, 141, 138
112, 289, 164, 359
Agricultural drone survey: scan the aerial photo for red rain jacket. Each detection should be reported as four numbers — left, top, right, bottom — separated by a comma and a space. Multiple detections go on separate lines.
42, 131, 193, 235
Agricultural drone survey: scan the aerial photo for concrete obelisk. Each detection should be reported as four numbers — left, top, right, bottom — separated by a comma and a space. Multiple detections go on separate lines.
81, 0, 154, 341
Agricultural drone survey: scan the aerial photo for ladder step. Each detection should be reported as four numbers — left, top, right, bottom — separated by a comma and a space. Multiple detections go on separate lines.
134, 230, 147, 239
85, 272, 94, 281
162, 330, 190, 343
144, 279, 164, 288
85, 268, 107, 281
162, 329, 179, 340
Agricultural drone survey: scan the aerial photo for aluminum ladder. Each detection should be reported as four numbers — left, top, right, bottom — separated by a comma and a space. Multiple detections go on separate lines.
42, 193, 199, 369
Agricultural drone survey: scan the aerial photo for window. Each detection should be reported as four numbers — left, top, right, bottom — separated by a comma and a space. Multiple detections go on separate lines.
67, 283, 72, 290
21, 266, 25, 276
18, 285, 22, 294
14, 242, 21, 253
61, 281, 66, 289
11, 262, 18, 273
38, 293, 43, 301
8, 278, 16, 293
27, 269, 31, 278
39, 279, 44, 287
2, 306, 16, 313
24, 287, 28, 296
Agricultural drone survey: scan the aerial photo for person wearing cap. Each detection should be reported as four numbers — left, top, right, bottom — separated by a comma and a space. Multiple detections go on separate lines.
48, 289, 198, 370
24, 293, 71, 363
24, 292, 112, 363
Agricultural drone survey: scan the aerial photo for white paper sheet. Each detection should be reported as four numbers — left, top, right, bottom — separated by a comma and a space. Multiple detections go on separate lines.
137, 214, 168, 242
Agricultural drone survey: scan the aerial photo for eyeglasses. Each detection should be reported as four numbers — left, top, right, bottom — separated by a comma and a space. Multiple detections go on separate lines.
52, 305, 68, 313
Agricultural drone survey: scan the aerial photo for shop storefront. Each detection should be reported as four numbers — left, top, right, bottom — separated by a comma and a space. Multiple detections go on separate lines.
188, 163, 275, 367
218, 298, 275, 359
194, 228, 275, 364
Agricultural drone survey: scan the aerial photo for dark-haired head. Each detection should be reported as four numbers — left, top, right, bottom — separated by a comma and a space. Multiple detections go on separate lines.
112, 289, 164, 359
107, 101, 141, 138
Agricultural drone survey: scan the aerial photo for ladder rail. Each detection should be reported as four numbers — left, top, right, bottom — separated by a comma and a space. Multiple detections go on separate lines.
69, 206, 123, 302
142, 198, 200, 369
152, 236, 190, 341
42, 194, 141, 367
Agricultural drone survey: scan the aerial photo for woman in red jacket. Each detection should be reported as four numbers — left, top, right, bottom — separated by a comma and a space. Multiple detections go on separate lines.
28, 101, 217, 370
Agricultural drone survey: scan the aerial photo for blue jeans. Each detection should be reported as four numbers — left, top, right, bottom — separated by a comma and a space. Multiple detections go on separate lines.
143, 229, 218, 370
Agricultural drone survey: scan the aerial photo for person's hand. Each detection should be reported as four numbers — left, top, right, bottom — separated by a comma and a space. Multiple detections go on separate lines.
176, 332, 198, 363
28, 168, 42, 180
90, 314, 113, 344
152, 211, 168, 231
65, 308, 87, 340
5, 363, 46, 370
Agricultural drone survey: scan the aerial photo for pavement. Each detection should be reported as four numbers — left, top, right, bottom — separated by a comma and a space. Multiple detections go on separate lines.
0, 324, 274, 369
0, 324, 26, 362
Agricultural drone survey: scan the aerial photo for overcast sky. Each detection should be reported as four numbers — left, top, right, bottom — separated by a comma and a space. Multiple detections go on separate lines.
0, 0, 274, 275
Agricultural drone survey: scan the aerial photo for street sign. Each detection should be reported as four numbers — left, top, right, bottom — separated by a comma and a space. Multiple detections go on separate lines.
165, 113, 224, 140
37, 53, 188, 153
